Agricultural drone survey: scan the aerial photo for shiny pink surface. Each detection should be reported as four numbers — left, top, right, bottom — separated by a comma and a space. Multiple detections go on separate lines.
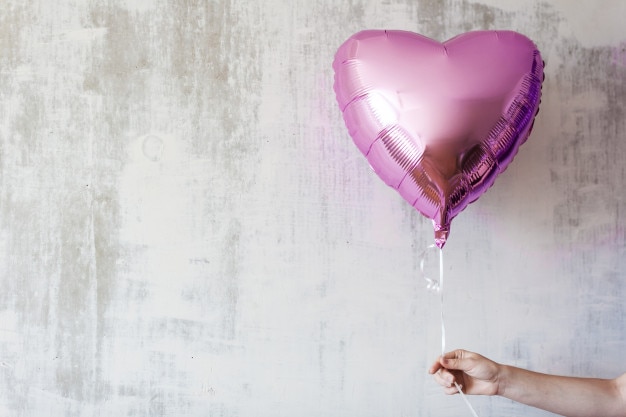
333, 30, 544, 247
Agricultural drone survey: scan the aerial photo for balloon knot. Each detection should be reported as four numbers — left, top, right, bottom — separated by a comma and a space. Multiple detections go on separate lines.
434, 226, 449, 249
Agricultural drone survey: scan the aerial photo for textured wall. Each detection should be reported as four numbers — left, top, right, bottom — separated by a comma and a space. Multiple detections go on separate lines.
0, 1, 624, 416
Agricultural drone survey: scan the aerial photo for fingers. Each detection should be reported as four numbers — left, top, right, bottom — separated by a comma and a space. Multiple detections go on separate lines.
444, 383, 462, 395
431, 368, 462, 395
432, 368, 455, 386
428, 358, 443, 374
429, 350, 483, 396
428, 353, 462, 383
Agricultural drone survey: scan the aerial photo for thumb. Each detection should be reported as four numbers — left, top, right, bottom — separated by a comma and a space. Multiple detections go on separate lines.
440, 349, 473, 371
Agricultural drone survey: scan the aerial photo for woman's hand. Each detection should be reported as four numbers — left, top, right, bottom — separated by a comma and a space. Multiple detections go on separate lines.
428, 349, 502, 396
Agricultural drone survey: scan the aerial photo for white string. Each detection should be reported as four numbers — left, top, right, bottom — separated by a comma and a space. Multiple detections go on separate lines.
437, 247, 479, 417
439, 246, 445, 355
422, 245, 479, 417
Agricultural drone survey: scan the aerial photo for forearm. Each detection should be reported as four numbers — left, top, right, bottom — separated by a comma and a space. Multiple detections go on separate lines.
498, 365, 623, 417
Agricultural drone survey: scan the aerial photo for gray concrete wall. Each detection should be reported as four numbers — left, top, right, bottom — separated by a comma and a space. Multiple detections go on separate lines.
0, 1, 624, 416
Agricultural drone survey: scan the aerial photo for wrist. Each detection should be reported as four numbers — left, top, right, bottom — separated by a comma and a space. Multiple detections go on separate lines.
496, 363, 510, 397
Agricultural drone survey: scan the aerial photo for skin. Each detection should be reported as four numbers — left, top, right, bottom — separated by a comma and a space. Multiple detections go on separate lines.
429, 349, 626, 417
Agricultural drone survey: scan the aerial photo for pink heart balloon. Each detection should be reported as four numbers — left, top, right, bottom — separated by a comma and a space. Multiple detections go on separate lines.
333, 30, 544, 248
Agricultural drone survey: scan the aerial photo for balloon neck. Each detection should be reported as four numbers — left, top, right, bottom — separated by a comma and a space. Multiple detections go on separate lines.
434, 226, 449, 249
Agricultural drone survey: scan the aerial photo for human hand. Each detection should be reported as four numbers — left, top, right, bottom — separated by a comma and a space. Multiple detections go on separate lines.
428, 349, 502, 396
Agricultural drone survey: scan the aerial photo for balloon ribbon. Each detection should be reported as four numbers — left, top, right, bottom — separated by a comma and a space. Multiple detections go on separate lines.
422, 245, 479, 417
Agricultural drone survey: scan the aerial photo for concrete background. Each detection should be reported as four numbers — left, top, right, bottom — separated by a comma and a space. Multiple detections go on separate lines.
0, 0, 624, 416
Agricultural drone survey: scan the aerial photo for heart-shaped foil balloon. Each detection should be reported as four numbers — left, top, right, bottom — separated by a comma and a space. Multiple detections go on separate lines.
333, 30, 544, 248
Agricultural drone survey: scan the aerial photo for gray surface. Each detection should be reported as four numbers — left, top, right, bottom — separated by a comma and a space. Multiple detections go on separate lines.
0, 1, 625, 416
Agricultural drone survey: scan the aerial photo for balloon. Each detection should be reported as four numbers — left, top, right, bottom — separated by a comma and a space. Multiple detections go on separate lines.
333, 30, 544, 248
